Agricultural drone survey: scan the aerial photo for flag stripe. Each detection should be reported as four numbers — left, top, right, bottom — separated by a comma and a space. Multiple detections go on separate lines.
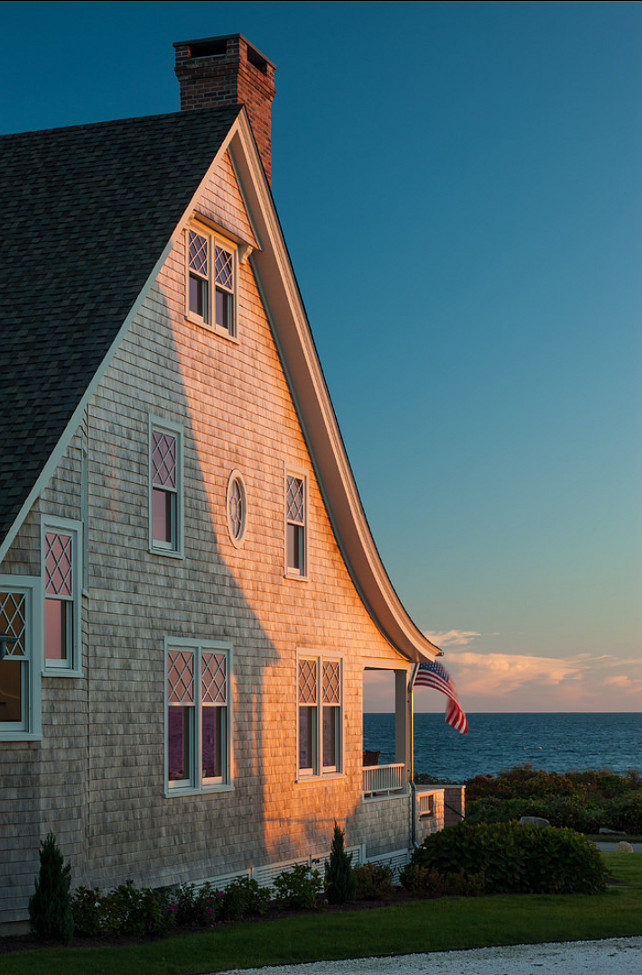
413, 660, 468, 735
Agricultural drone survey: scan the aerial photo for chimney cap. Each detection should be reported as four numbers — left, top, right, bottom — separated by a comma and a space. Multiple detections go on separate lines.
173, 33, 276, 71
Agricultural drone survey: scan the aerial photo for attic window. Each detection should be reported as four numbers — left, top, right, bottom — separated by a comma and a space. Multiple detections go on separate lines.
187, 228, 237, 338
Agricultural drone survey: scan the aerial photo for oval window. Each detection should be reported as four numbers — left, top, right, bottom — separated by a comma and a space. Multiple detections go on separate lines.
226, 472, 247, 546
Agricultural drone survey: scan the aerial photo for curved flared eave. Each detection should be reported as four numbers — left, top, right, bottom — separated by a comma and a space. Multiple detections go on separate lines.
228, 116, 441, 664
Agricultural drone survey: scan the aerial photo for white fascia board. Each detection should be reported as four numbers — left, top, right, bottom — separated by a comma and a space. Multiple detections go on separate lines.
228, 118, 440, 664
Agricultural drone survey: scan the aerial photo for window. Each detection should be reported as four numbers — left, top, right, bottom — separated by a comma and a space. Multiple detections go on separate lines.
187, 228, 236, 337
0, 578, 40, 739
42, 518, 81, 675
286, 474, 306, 576
150, 420, 183, 556
226, 471, 247, 547
297, 655, 342, 777
166, 640, 232, 794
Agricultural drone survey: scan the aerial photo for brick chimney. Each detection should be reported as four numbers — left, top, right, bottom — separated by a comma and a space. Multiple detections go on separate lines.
174, 34, 276, 183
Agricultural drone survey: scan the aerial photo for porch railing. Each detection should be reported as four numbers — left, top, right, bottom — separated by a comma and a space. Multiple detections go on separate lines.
362, 762, 406, 798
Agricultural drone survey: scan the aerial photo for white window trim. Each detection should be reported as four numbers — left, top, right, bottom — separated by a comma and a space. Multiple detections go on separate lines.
226, 470, 248, 548
284, 469, 308, 580
149, 416, 184, 559
41, 516, 82, 677
164, 637, 234, 798
296, 650, 343, 782
0, 575, 41, 740
185, 222, 238, 341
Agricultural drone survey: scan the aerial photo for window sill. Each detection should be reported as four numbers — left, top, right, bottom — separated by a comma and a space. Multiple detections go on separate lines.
186, 313, 239, 344
42, 666, 82, 678
149, 547, 184, 560
296, 772, 344, 784
284, 570, 309, 582
165, 783, 234, 798
0, 730, 42, 742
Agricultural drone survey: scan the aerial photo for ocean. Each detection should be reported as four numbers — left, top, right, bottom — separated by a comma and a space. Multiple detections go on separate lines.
363, 712, 642, 782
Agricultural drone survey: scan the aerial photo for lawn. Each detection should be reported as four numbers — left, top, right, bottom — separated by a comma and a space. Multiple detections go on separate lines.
3, 853, 641, 975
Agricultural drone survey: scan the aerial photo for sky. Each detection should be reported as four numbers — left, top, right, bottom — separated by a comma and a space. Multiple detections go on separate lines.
2, 1, 640, 713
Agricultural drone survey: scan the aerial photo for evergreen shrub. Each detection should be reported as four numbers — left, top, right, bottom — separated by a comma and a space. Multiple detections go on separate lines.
324, 822, 356, 904
29, 832, 74, 944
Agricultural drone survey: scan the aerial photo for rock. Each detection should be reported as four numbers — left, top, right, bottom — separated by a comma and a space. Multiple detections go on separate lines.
616, 841, 635, 853
519, 816, 550, 827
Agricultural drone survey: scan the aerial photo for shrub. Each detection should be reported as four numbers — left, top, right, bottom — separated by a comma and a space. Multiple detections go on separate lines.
324, 823, 356, 905
29, 833, 74, 944
410, 821, 608, 895
71, 886, 104, 936
72, 882, 171, 936
218, 877, 270, 922
399, 863, 484, 898
171, 882, 223, 928
354, 862, 395, 900
273, 863, 322, 909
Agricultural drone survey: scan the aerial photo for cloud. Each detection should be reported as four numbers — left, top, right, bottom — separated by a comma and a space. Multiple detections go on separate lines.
424, 629, 481, 648
448, 652, 583, 698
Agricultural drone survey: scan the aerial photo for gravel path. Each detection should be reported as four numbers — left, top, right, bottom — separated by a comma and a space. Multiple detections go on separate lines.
215, 937, 642, 975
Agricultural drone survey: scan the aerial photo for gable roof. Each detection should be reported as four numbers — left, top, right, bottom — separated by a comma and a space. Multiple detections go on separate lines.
0, 105, 241, 545
0, 103, 440, 664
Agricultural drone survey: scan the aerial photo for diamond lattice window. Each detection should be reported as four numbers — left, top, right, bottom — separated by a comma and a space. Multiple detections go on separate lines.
187, 229, 236, 336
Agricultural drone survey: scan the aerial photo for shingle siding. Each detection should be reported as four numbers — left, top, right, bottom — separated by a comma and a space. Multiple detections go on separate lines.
0, 146, 413, 925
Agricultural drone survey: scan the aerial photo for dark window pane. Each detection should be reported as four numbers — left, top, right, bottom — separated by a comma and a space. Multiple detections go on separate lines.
323, 706, 338, 768
168, 706, 191, 781
202, 707, 223, 779
216, 288, 231, 331
45, 598, 68, 661
287, 523, 303, 571
153, 488, 174, 544
0, 659, 22, 722
299, 706, 316, 770
189, 274, 209, 322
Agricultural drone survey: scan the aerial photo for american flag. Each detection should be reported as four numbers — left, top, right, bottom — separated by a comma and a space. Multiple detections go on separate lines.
413, 660, 468, 735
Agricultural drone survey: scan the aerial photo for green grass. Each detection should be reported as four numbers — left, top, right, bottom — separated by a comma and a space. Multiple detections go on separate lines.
4, 853, 641, 975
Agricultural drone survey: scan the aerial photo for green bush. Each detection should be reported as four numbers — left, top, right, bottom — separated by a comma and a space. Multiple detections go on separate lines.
398, 863, 484, 898
354, 862, 395, 900
273, 863, 322, 909
410, 821, 608, 895
29, 833, 74, 944
72, 881, 171, 936
169, 882, 223, 928
324, 823, 356, 905
218, 876, 270, 921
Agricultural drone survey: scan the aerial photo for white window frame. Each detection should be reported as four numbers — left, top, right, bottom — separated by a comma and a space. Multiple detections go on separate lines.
41, 516, 82, 677
226, 470, 247, 548
296, 652, 343, 781
164, 638, 233, 797
285, 471, 307, 579
149, 417, 184, 559
185, 224, 238, 339
0, 576, 41, 740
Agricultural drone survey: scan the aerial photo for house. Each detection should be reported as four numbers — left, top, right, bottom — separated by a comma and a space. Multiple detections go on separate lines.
0, 34, 464, 928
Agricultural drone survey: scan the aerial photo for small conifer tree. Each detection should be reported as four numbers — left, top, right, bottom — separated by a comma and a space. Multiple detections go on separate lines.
28, 832, 74, 943
324, 822, 356, 904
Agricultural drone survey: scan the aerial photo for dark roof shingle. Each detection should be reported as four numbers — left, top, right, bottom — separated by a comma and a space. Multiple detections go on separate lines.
0, 105, 241, 545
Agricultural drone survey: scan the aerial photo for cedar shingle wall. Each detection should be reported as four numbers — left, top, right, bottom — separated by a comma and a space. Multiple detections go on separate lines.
0, 151, 410, 918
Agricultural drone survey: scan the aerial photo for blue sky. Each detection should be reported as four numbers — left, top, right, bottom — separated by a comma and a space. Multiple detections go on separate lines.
2, 2, 640, 712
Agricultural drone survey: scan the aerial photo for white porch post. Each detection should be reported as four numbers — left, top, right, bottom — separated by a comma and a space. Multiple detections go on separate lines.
394, 670, 410, 769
